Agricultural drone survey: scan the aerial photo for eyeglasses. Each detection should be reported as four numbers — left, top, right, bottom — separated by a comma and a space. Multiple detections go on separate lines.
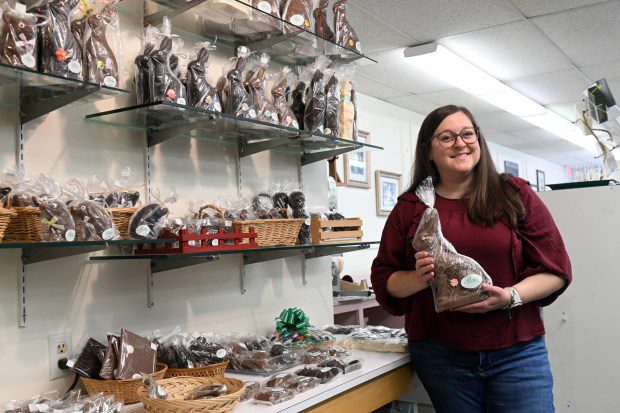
432, 127, 479, 148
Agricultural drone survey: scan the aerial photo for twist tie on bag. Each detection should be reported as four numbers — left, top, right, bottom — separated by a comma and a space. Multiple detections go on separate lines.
42, 216, 65, 231
276, 308, 312, 335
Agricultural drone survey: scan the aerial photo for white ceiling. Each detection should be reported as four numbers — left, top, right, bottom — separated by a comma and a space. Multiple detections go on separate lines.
349, 0, 620, 166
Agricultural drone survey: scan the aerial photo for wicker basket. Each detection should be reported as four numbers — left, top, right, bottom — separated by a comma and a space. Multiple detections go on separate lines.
108, 207, 136, 239
164, 361, 228, 379
0, 207, 16, 242
138, 377, 245, 413
2, 196, 41, 243
81, 363, 168, 404
233, 218, 304, 247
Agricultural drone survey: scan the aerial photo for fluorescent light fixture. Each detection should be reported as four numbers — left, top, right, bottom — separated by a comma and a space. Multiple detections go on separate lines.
404, 43, 601, 156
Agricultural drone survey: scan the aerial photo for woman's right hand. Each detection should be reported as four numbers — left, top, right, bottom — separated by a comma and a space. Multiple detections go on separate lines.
414, 251, 435, 288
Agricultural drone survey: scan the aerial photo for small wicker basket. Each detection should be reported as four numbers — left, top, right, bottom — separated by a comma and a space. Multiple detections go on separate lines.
164, 361, 228, 379
107, 207, 136, 239
2, 197, 42, 243
137, 377, 245, 413
0, 207, 16, 242
81, 363, 168, 404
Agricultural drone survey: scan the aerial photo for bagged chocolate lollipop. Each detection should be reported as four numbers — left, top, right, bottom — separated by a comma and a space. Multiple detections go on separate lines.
0, 3, 42, 69
150, 17, 185, 104
304, 58, 330, 134
271, 66, 299, 128
412, 177, 493, 312
247, 54, 279, 124
333, 0, 361, 53
313, 0, 334, 41
324, 69, 339, 136
40, 0, 83, 79
84, 3, 121, 87
185, 41, 222, 112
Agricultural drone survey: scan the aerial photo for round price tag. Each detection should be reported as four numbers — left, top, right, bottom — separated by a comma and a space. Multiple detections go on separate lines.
102, 228, 115, 241
290, 14, 304, 26
103, 76, 117, 88
257, 1, 271, 13
65, 230, 76, 242
68, 60, 81, 74
136, 225, 150, 237
460, 274, 483, 290
21, 54, 36, 68
216, 349, 227, 358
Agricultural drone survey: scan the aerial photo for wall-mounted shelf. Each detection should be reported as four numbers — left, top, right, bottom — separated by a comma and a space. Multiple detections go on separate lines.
0, 63, 129, 123
137, 0, 376, 66
89, 240, 378, 303
84, 101, 382, 164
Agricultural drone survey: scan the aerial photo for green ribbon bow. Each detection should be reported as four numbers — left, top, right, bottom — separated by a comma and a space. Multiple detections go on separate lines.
275, 308, 312, 336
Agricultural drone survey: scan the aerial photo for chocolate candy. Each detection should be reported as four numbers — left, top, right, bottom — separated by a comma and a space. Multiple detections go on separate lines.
304, 69, 326, 134
187, 384, 227, 400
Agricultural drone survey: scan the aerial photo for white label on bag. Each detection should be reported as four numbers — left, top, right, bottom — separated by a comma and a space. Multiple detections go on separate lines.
175, 218, 183, 226
212, 239, 219, 246
177, 97, 186, 106
304, 218, 311, 226
28, 404, 38, 412
320, 367, 332, 373
225, 220, 232, 227
21, 54, 36, 68
103, 76, 117, 88
257, 1, 271, 13
248, 109, 257, 118
324, 128, 332, 135
102, 228, 115, 240
290, 14, 304, 26
68, 60, 81, 74
214, 102, 222, 112
216, 349, 227, 358
136, 225, 150, 237
151, 342, 158, 350
65, 230, 76, 242
132, 373, 141, 379
461, 274, 483, 290
271, 112, 279, 122
126, 344, 135, 354
15, 3, 27, 13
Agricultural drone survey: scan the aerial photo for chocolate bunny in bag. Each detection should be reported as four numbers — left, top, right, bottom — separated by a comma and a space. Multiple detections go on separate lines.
412, 177, 493, 312
324, 68, 339, 136
271, 67, 299, 129
247, 54, 279, 124
37, 174, 76, 242
41, 0, 83, 79
185, 41, 222, 112
0, 2, 42, 69
313, 0, 334, 42
226, 48, 257, 119
304, 57, 331, 134
84, 4, 120, 87
333, 0, 361, 53
150, 17, 185, 104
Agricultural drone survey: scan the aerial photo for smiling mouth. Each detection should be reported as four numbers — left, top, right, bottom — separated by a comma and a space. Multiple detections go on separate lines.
450, 153, 470, 159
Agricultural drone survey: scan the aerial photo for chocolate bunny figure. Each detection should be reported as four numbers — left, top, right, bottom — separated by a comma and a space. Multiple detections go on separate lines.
324, 74, 339, 135
70, 16, 87, 75
313, 0, 334, 42
71, 200, 117, 241
42, 0, 82, 79
333, 0, 360, 52
248, 66, 279, 124
412, 177, 492, 312
271, 77, 299, 128
186, 47, 222, 111
304, 69, 326, 133
0, 6, 38, 68
226, 56, 257, 119
85, 5, 119, 87
134, 42, 155, 104
39, 198, 76, 242
291, 81, 306, 129
150, 36, 184, 103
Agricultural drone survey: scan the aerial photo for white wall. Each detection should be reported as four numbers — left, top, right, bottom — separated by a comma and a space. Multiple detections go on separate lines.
336, 94, 570, 280
0, 2, 333, 401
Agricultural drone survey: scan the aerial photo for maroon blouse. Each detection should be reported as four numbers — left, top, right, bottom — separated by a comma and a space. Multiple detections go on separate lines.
370, 177, 572, 351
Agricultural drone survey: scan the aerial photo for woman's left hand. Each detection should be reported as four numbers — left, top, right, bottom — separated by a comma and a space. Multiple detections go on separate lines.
452, 283, 511, 313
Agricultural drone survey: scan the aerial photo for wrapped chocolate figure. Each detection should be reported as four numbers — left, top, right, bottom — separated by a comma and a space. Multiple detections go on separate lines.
281, 0, 312, 32
324, 71, 339, 136
135, 41, 155, 104
313, 0, 334, 41
186, 42, 222, 112
304, 69, 326, 133
226, 50, 257, 119
291, 80, 306, 129
41, 0, 83, 79
248, 60, 279, 124
0, 3, 39, 69
333, 0, 361, 52
150, 35, 185, 104
129, 202, 170, 239
85, 4, 120, 87
271, 67, 299, 128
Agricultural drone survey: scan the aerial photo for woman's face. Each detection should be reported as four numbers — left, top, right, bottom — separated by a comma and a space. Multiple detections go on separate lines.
428, 111, 481, 180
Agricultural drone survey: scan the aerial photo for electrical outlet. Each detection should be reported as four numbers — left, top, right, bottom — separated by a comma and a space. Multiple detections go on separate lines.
48, 332, 72, 381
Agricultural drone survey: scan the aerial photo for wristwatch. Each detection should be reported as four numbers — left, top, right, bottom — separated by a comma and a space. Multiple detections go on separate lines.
503, 287, 523, 310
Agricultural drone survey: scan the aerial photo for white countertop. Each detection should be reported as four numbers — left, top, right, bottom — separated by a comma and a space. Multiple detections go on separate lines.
230, 349, 410, 413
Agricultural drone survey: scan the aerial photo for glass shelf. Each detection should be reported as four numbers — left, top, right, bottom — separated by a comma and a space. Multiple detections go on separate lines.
85, 101, 382, 163
1, 238, 176, 265
0, 63, 130, 123
137, 0, 376, 66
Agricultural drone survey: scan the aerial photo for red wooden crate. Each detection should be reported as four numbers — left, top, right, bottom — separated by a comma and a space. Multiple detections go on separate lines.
135, 227, 259, 255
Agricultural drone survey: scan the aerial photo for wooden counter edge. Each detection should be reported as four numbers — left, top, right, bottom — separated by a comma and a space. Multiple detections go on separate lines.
301, 364, 413, 413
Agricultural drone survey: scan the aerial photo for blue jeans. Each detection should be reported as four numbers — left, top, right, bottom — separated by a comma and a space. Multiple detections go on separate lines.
409, 337, 554, 413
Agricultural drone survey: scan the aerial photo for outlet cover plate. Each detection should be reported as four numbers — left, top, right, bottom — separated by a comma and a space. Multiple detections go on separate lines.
48, 332, 72, 381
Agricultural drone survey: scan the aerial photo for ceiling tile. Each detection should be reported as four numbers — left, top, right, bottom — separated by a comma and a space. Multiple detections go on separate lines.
511, 128, 566, 142
476, 111, 536, 131
509, 0, 610, 18
346, 4, 418, 53
355, 73, 411, 100
506, 69, 591, 105
386, 95, 439, 115
547, 102, 580, 122
485, 132, 526, 147
532, 1, 620, 66
359, 49, 453, 94
440, 21, 573, 80
417, 89, 500, 116
580, 59, 620, 96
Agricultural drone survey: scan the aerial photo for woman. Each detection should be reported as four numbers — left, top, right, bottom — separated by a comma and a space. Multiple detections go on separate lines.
371, 105, 571, 412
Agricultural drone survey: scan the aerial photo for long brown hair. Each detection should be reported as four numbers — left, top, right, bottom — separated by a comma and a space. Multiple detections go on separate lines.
407, 105, 525, 228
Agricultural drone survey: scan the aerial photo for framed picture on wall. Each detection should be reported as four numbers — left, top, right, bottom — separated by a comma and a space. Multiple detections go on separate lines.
343, 130, 371, 188
536, 170, 546, 191
375, 170, 402, 216
503, 160, 520, 177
